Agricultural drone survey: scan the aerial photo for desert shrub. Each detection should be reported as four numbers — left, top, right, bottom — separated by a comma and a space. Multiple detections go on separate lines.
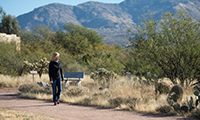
30, 87, 44, 94
156, 105, 176, 115
167, 85, 183, 103
18, 83, 39, 93
141, 94, 152, 104
108, 97, 124, 108
192, 109, 200, 119
63, 86, 88, 97
90, 68, 118, 85
108, 96, 138, 109
44, 87, 53, 94
124, 97, 138, 110
93, 89, 112, 98
18, 83, 52, 94
0, 82, 6, 88
156, 82, 170, 95
81, 98, 92, 106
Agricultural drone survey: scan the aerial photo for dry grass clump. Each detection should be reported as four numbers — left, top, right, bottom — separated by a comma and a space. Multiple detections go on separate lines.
192, 109, 200, 119
20, 93, 53, 101
18, 83, 52, 94
0, 107, 59, 120
62, 86, 88, 97
108, 96, 138, 109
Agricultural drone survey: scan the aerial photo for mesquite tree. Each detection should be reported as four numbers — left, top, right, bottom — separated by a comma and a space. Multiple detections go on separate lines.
127, 10, 200, 87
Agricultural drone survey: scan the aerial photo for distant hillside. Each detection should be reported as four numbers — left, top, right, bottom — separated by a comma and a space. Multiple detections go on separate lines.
17, 0, 200, 46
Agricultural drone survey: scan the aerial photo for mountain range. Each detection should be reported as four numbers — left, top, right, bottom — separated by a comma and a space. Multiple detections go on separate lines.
17, 0, 200, 46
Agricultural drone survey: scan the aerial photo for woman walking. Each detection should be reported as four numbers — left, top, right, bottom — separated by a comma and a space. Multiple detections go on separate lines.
49, 52, 64, 105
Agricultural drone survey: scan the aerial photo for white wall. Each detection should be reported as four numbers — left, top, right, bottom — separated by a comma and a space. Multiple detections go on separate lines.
0, 33, 21, 51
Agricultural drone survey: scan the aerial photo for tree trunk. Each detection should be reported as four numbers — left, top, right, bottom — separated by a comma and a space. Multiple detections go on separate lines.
38, 71, 43, 78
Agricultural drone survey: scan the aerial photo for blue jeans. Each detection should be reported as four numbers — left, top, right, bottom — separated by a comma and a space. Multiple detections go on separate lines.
52, 78, 62, 102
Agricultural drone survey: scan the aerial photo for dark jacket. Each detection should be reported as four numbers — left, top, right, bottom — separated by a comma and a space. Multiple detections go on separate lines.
49, 61, 64, 81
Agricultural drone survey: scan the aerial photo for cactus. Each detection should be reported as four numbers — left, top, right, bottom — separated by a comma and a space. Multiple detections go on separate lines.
173, 103, 181, 110
35, 58, 49, 78
168, 90, 196, 114
23, 61, 38, 71
187, 96, 194, 111
194, 91, 199, 96
23, 58, 49, 78
194, 91, 200, 108
167, 85, 183, 103
168, 100, 174, 106
181, 105, 189, 112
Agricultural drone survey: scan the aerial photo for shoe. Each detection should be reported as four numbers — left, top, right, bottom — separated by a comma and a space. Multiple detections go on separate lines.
57, 100, 59, 104
54, 101, 57, 105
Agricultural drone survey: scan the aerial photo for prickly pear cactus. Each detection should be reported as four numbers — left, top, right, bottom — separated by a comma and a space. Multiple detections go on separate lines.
181, 105, 189, 112
168, 100, 174, 106
194, 91, 200, 108
167, 85, 183, 103
187, 96, 194, 111
173, 103, 181, 111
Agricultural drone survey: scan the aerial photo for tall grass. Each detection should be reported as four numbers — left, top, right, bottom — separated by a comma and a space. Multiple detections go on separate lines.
1, 74, 199, 118
0, 74, 50, 88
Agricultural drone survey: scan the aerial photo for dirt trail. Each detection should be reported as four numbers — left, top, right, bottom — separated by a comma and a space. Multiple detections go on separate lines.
0, 88, 195, 120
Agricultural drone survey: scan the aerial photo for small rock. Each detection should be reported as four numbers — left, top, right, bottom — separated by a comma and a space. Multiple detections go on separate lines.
37, 82, 49, 87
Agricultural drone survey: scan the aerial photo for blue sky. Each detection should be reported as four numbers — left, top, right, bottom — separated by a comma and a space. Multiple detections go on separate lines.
0, 0, 124, 17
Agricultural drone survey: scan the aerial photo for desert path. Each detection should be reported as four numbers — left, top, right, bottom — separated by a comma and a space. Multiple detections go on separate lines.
0, 88, 195, 120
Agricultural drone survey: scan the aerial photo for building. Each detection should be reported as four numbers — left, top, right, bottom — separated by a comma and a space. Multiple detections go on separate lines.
0, 33, 21, 51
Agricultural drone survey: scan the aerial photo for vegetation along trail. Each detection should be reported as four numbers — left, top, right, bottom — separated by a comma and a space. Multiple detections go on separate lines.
0, 88, 195, 120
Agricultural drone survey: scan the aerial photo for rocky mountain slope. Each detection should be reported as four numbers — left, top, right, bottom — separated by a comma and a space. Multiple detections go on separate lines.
17, 0, 200, 46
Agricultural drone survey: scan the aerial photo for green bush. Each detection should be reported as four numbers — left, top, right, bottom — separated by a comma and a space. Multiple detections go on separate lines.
85, 51, 125, 75
0, 42, 23, 76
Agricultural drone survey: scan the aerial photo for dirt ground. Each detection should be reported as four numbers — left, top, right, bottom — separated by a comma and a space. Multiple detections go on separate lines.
0, 87, 196, 120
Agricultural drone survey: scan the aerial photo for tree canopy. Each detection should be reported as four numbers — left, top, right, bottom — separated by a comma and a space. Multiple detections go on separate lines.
127, 10, 200, 86
0, 14, 21, 35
